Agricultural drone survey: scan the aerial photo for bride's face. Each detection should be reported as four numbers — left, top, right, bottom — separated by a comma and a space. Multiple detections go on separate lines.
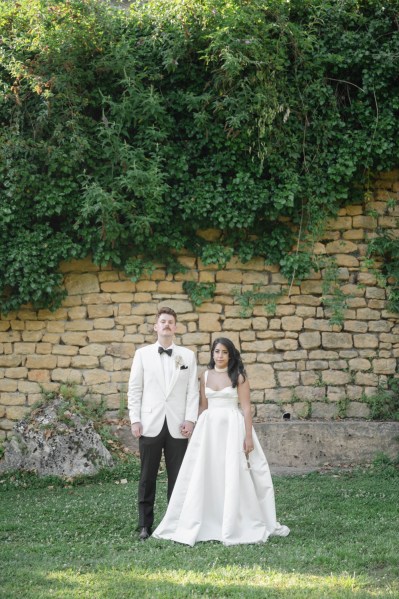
213, 343, 229, 369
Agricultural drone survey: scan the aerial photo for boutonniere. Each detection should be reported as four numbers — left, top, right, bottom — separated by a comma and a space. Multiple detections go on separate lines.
174, 355, 188, 370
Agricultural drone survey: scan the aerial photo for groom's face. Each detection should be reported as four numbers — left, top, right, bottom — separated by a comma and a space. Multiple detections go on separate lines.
154, 313, 177, 341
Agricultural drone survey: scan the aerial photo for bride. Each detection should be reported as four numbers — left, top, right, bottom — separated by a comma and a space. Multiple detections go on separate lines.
152, 337, 290, 546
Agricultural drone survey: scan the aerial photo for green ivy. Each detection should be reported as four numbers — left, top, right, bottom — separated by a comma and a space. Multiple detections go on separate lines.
182, 281, 216, 307
1, 0, 399, 311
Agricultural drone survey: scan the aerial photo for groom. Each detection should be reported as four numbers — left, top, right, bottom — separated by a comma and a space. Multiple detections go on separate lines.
128, 306, 199, 540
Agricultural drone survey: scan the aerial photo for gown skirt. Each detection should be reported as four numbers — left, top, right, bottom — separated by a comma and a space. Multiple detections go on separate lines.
152, 385, 290, 546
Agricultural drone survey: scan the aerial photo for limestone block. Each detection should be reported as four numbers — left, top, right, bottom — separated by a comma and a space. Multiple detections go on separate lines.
335, 254, 360, 267
299, 332, 321, 349
322, 332, 353, 349
82, 368, 111, 385
357, 273, 377, 285
275, 338, 298, 351
240, 331, 256, 341
365, 287, 386, 299
343, 320, 368, 333
157, 282, 183, 293
18, 381, 41, 394
65, 320, 94, 331
339, 350, 359, 358
290, 295, 321, 306
117, 304, 132, 316
281, 316, 303, 331
82, 293, 112, 305
296, 306, 316, 317
274, 361, 296, 370
355, 372, 378, 386
257, 331, 286, 339
263, 388, 293, 401
26, 355, 57, 369
257, 353, 284, 364
368, 300, 385, 310
198, 313, 222, 332
5, 367, 28, 379
303, 318, 333, 332
326, 216, 352, 230
373, 359, 397, 374
300, 280, 323, 294
300, 371, 319, 385
51, 369, 83, 384
378, 216, 398, 228
100, 356, 114, 371
111, 293, 135, 303
92, 318, 115, 330
246, 364, 276, 389
311, 402, 338, 419
57, 357, 71, 368
327, 386, 347, 401
322, 370, 351, 385
346, 402, 370, 418
277, 371, 300, 387
0, 379, 18, 392
353, 215, 377, 229
356, 308, 380, 320
64, 273, 100, 295
180, 332, 210, 345
343, 229, 365, 240
87, 330, 124, 343
71, 356, 99, 369
216, 270, 243, 283
61, 332, 88, 346
68, 307, 88, 320
283, 350, 307, 360
255, 403, 284, 420
346, 298, 367, 308
101, 281, 136, 293
90, 383, 119, 395
25, 321, 45, 331
380, 333, 399, 343
346, 385, 363, 399
22, 331, 44, 343
275, 305, 296, 315
28, 370, 51, 383
0, 322, 11, 331
348, 358, 372, 371
52, 344, 79, 356
294, 386, 326, 400
252, 317, 269, 331
307, 357, 332, 368
329, 360, 348, 370
105, 343, 135, 359
6, 406, 29, 420
47, 321, 66, 333
325, 240, 358, 254
353, 334, 379, 349
0, 332, 21, 343
241, 340, 274, 352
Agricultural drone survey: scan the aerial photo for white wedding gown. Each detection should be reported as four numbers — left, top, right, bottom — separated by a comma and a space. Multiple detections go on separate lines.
152, 374, 290, 546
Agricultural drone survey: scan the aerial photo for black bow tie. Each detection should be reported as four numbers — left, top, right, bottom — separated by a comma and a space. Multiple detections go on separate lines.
158, 347, 173, 357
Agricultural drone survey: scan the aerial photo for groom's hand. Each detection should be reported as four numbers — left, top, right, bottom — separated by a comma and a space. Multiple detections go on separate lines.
131, 422, 143, 438
180, 420, 194, 438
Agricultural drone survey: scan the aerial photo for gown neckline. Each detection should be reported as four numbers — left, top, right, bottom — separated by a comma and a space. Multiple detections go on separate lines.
205, 385, 233, 392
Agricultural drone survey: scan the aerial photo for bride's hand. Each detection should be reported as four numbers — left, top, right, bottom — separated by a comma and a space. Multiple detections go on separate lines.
244, 436, 254, 454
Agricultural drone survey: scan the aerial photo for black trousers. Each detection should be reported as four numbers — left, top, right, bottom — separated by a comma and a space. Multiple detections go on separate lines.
138, 418, 188, 528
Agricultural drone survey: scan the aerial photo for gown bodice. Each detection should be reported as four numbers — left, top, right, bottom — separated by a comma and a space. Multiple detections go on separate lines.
205, 385, 239, 410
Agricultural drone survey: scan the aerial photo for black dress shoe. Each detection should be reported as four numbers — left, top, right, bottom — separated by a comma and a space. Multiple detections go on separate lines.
139, 527, 152, 541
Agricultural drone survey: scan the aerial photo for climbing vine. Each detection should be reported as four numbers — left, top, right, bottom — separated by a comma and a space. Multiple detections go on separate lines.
1, 0, 399, 311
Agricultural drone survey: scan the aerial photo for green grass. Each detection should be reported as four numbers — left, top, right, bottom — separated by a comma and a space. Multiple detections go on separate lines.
1, 464, 398, 599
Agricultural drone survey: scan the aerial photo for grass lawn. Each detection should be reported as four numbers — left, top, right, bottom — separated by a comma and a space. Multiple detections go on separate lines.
0, 463, 398, 599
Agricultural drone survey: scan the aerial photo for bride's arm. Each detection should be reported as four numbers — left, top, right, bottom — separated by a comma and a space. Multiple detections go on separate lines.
198, 372, 208, 415
238, 375, 254, 454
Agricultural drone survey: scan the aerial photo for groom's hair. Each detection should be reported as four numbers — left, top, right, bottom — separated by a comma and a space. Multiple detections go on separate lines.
156, 306, 177, 322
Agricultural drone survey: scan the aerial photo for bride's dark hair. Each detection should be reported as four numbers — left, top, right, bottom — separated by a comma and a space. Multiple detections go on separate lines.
208, 337, 246, 388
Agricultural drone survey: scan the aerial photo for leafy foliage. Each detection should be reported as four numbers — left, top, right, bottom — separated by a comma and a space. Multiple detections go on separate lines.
1, 0, 399, 310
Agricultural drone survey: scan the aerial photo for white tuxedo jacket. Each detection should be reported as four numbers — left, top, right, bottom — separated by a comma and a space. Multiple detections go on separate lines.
127, 343, 199, 438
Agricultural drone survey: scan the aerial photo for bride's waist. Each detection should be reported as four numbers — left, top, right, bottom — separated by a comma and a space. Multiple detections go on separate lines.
207, 399, 239, 409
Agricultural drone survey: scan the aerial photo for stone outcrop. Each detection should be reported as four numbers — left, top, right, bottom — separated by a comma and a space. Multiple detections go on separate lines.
0, 397, 113, 477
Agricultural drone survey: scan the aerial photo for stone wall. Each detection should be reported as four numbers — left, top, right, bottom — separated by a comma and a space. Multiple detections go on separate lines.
1, 172, 398, 439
